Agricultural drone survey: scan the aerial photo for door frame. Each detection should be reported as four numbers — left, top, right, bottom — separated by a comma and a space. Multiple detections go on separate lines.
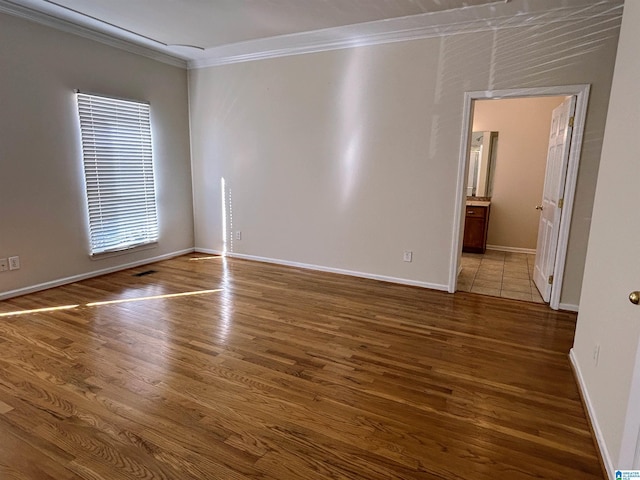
449, 84, 591, 311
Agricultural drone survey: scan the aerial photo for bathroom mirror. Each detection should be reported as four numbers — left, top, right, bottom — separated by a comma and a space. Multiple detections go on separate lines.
467, 131, 498, 197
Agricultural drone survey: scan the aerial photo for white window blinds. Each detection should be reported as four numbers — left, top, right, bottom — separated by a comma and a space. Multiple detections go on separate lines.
76, 92, 159, 256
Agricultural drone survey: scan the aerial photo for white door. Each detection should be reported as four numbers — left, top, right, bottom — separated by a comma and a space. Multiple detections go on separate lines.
573, 0, 640, 470
576, 88, 640, 471
533, 96, 576, 302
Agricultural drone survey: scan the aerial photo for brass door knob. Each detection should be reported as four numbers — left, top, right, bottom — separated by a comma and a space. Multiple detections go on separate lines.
630, 291, 640, 305
535, 205, 544, 211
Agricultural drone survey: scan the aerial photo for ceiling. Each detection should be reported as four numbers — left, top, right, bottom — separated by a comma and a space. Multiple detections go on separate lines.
32, 0, 505, 49
0, 0, 624, 68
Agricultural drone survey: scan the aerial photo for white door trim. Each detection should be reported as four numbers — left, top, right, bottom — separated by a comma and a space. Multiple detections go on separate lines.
449, 84, 591, 311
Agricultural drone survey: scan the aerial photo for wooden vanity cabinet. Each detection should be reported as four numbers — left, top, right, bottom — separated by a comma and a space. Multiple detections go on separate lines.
463, 205, 490, 253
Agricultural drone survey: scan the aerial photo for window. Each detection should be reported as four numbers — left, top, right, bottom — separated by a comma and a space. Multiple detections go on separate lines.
76, 92, 158, 255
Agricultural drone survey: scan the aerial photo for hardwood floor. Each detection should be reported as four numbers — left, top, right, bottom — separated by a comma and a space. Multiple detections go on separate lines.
0, 254, 603, 479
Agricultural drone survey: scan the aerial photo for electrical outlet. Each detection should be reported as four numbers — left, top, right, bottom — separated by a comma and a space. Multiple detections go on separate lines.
8, 256, 20, 271
403, 251, 413, 262
235, 231, 242, 240
0, 258, 7, 272
593, 344, 600, 366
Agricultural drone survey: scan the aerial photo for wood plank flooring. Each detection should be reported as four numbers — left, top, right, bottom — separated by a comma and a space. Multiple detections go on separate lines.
0, 254, 603, 479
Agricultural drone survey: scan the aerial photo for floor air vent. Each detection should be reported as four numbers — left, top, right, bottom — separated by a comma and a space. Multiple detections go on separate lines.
133, 270, 157, 277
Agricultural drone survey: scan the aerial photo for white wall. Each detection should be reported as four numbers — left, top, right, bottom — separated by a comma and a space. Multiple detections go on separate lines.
189, 6, 620, 305
0, 13, 193, 298
472, 96, 566, 251
573, 0, 640, 474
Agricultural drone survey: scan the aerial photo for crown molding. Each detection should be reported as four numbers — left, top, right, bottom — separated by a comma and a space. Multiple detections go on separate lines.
188, 1, 623, 70
0, 0, 188, 68
0, 0, 622, 71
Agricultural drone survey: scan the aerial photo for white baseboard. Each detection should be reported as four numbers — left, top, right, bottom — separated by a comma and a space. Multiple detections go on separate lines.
558, 302, 579, 312
569, 349, 614, 480
194, 249, 449, 292
0, 248, 194, 301
486, 245, 537, 255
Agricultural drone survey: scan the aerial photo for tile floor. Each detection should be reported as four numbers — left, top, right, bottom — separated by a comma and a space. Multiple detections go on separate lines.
457, 250, 545, 304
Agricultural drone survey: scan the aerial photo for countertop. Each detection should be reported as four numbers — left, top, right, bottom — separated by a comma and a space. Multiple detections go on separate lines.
466, 200, 491, 207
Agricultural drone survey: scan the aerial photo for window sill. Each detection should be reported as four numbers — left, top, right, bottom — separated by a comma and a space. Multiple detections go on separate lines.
90, 242, 158, 261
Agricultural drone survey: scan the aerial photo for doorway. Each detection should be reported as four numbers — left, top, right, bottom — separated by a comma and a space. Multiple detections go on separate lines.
449, 85, 591, 311
459, 96, 568, 304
